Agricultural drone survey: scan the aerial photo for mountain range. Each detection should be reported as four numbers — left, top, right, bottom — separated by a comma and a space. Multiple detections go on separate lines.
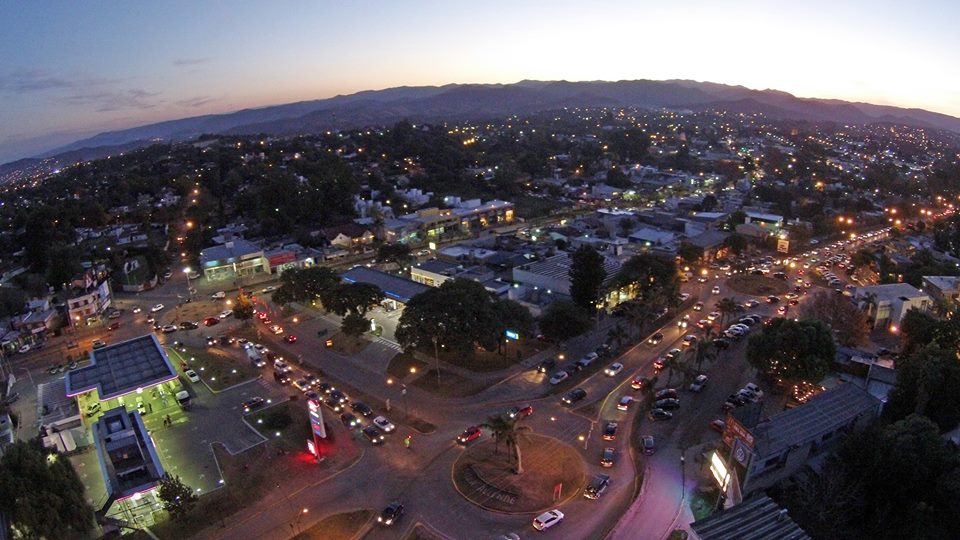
6, 79, 960, 174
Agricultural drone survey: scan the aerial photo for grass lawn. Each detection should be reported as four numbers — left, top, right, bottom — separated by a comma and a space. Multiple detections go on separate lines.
725, 274, 789, 297
410, 368, 488, 398
387, 352, 428, 379
690, 489, 718, 521
453, 434, 585, 513
329, 331, 370, 356
293, 509, 373, 540
168, 346, 260, 391
247, 400, 314, 452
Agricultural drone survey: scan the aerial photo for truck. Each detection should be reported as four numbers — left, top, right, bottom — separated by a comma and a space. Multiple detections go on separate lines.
176, 390, 191, 410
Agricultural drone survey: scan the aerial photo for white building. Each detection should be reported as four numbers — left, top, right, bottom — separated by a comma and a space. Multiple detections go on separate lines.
854, 283, 931, 329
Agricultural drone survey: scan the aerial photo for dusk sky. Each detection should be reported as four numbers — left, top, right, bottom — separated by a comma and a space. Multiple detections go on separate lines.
1, 0, 957, 163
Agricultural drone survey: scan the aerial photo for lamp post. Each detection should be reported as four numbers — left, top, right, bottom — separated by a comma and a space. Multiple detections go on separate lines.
183, 267, 192, 300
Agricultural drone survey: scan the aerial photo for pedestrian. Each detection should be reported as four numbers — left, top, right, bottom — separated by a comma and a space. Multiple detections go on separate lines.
403, 435, 412, 449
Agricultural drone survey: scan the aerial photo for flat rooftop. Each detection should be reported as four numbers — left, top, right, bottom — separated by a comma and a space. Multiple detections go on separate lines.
66, 334, 178, 400
341, 266, 429, 304
691, 493, 810, 540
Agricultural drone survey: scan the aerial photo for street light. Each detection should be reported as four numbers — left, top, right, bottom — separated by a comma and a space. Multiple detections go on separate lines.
183, 268, 192, 300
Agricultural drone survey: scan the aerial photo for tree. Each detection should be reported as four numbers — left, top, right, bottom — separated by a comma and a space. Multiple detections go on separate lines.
481, 413, 530, 475
323, 282, 385, 318
233, 292, 254, 323
687, 328, 717, 374
798, 290, 869, 346
272, 266, 340, 307
617, 217, 636, 238
538, 300, 591, 344
677, 242, 704, 265
341, 312, 370, 337
723, 233, 748, 256
607, 324, 628, 352
746, 318, 836, 383
0, 440, 94, 539
0, 287, 27, 318
376, 243, 412, 266
396, 279, 502, 355
493, 298, 535, 354
157, 473, 199, 521
569, 245, 606, 311
726, 210, 747, 230
624, 301, 657, 339
615, 253, 680, 309
884, 344, 960, 431
715, 297, 744, 328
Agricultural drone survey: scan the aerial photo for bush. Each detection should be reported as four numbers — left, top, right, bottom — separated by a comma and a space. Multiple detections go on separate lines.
262, 409, 292, 430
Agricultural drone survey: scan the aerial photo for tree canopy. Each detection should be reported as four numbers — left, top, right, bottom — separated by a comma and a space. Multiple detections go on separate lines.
157, 473, 199, 521
884, 344, 960, 432
614, 253, 679, 309
0, 440, 94, 540
569, 245, 606, 311
271, 266, 340, 306
798, 290, 869, 346
746, 318, 835, 383
538, 300, 591, 344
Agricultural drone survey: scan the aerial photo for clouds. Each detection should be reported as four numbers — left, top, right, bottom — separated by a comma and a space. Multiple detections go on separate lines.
0, 68, 117, 93
175, 95, 216, 108
0, 68, 162, 112
64, 88, 161, 112
172, 57, 209, 67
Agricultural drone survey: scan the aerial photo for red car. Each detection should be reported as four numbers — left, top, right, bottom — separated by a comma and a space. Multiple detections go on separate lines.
457, 426, 482, 444
203, 317, 220, 327
631, 377, 650, 391
285, 335, 298, 344
108, 321, 120, 331
509, 404, 533, 418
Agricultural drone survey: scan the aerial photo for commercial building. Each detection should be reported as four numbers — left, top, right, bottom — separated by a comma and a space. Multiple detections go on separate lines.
199, 239, 269, 282
410, 259, 501, 292
921, 275, 960, 314
341, 266, 429, 308
511, 252, 624, 307
853, 282, 931, 329
690, 493, 810, 540
391, 199, 515, 242
713, 384, 880, 503
67, 270, 113, 327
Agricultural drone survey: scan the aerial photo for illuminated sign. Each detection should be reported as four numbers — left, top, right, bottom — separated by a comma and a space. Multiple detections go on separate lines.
710, 451, 730, 490
505, 330, 519, 340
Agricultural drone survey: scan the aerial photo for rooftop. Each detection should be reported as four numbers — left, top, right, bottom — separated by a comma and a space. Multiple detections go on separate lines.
923, 275, 960, 291
94, 407, 165, 500
66, 335, 178, 400
690, 493, 810, 540
686, 230, 730, 249
199, 238, 262, 265
854, 282, 928, 302
515, 252, 622, 284
751, 383, 879, 458
341, 266, 429, 304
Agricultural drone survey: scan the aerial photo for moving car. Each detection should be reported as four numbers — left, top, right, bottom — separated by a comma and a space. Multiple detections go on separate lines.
617, 396, 634, 411
711, 285, 721, 294
378, 502, 404, 527
161, 324, 178, 333
351, 402, 374, 417
508, 405, 534, 419
219, 309, 233, 319
285, 334, 298, 344
647, 332, 664, 345
630, 377, 650, 390
340, 413, 361, 428
693, 301, 704, 311
600, 447, 616, 467
203, 317, 220, 326
537, 359, 556, 373
642, 435, 656, 455
457, 426, 483, 444
532, 509, 564, 531
151, 303, 165, 312
583, 474, 611, 500
373, 416, 395, 432
561, 388, 587, 405
604, 362, 624, 376
652, 356, 666, 371
362, 426, 385, 445
185, 370, 200, 383
602, 421, 618, 441
242, 397, 266, 413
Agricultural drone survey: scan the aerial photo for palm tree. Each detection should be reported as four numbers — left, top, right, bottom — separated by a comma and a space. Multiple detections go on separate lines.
607, 324, 628, 352
482, 414, 529, 475
625, 302, 655, 340
716, 297, 744, 328
687, 328, 718, 374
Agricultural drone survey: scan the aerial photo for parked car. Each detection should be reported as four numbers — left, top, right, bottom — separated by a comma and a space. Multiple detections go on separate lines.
219, 309, 233, 319
340, 413, 361, 428
689, 374, 708, 392
203, 317, 220, 327
679, 292, 691, 302
549, 371, 569, 385
642, 435, 656, 455
648, 408, 673, 421
457, 426, 483, 444
242, 397, 266, 413
373, 416, 395, 432
576, 352, 599, 368
655, 388, 678, 400
150, 303, 165, 312
537, 359, 556, 373
654, 398, 680, 410
532, 509, 564, 531
561, 388, 587, 405
161, 324, 178, 333
185, 370, 200, 383
508, 405, 534, 419
179, 321, 199, 330
583, 474, 611, 500
211, 291, 226, 299
710, 419, 727, 433
604, 362, 624, 377
351, 402, 373, 417
92, 340, 107, 349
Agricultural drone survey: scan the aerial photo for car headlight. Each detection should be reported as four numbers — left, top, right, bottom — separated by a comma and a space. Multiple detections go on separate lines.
377, 517, 382, 522
385, 519, 393, 525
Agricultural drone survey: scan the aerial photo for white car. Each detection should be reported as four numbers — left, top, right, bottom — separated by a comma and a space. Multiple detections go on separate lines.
549, 371, 569, 385
151, 304, 165, 312
132, 307, 142, 314
185, 370, 200, 383
604, 363, 624, 377
211, 291, 226, 299
373, 416, 395, 433
533, 509, 564, 531
17, 344, 30, 354
711, 286, 720, 295
678, 293, 691, 302
219, 309, 233, 319
161, 324, 178, 333
261, 285, 278, 293
269, 324, 284, 335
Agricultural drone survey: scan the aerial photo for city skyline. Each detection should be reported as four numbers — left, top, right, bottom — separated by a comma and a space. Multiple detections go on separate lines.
1, 0, 959, 163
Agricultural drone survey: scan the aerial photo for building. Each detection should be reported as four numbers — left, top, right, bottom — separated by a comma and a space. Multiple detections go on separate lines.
690, 493, 810, 540
714, 384, 880, 502
628, 227, 677, 248
511, 252, 622, 303
341, 266, 429, 309
853, 283, 931, 329
744, 211, 783, 234
685, 230, 731, 261
93, 406, 165, 525
409, 259, 506, 295
322, 223, 375, 249
922, 275, 960, 314
199, 239, 269, 282
393, 199, 514, 242
67, 271, 113, 327
66, 335, 183, 425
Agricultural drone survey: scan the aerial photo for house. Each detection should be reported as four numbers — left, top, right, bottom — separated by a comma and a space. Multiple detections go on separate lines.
66, 270, 113, 327
921, 275, 960, 313
685, 231, 731, 261
322, 223, 375, 249
628, 228, 677, 248
714, 384, 880, 501
199, 239, 269, 282
853, 283, 931, 329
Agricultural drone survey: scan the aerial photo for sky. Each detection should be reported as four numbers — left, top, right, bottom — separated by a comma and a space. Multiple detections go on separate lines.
1, 0, 958, 163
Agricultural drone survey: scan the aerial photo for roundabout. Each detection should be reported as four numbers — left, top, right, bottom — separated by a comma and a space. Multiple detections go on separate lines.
725, 274, 789, 297
452, 433, 586, 514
